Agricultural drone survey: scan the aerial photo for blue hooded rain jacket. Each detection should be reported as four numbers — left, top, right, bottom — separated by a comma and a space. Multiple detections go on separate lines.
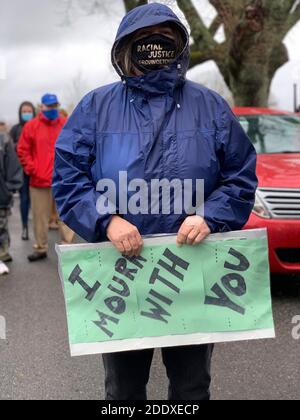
53, 3, 258, 243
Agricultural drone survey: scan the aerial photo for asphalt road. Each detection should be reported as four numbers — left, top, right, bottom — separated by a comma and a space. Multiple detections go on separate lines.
0, 203, 299, 400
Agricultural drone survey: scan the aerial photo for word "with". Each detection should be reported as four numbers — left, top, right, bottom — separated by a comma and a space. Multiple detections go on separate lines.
140, 248, 190, 324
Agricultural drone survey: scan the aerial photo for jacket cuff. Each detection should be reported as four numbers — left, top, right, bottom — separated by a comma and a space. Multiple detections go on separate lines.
98, 214, 114, 242
205, 218, 229, 234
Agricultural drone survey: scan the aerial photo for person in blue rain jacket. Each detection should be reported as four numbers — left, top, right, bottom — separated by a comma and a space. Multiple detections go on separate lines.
53, 3, 257, 401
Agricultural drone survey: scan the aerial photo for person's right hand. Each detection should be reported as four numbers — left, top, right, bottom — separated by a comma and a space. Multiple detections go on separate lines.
106, 215, 144, 257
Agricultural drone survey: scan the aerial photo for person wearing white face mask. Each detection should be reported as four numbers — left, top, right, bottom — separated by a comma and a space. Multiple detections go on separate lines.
10, 101, 36, 241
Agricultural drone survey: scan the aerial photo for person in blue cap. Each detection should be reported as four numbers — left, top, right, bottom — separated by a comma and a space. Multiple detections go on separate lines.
53, 3, 258, 400
18, 94, 73, 262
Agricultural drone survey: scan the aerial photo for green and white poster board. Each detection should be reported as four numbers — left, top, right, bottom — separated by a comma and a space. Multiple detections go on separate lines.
56, 228, 275, 356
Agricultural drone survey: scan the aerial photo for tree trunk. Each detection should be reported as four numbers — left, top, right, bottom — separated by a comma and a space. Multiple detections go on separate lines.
230, 72, 270, 107
227, 37, 289, 107
177, 0, 299, 107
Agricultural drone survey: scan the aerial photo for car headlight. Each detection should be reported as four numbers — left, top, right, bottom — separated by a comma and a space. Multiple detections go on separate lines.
253, 193, 271, 219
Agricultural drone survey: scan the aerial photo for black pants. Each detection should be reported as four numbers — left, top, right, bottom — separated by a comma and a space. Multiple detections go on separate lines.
102, 344, 214, 401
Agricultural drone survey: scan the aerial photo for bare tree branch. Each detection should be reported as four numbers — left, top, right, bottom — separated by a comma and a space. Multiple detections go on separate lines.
177, 0, 217, 50
208, 14, 223, 37
268, 42, 289, 82
209, 0, 249, 41
189, 46, 217, 67
265, 0, 298, 15
287, 2, 300, 30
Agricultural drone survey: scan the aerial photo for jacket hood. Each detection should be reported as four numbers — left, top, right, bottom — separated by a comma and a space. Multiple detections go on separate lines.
111, 3, 190, 95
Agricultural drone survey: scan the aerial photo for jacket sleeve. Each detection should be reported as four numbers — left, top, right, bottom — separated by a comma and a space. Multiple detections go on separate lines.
52, 92, 113, 243
204, 100, 258, 233
17, 123, 35, 176
5, 137, 23, 192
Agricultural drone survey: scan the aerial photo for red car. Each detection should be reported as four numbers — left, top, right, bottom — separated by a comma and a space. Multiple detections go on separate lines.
234, 108, 300, 275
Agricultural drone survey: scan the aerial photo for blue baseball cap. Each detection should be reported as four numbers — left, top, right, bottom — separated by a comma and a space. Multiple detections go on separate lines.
41, 93, 59, 106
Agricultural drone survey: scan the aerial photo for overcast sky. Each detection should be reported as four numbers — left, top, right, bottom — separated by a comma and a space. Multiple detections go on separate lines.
0, 0, 300, 123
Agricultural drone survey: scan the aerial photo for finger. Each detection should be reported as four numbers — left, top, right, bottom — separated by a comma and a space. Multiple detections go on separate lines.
193, 231, 209, 245
136, 235, 144, 256
129, 234, 140, 257
177, 223, 192, 240
186, 227, 200, 245
122, 239, 132, 256
177, 224, 193, 245
114, 241, 125, 254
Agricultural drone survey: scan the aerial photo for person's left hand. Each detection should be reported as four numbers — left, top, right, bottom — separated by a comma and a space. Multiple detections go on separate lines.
177, 216, 211, 246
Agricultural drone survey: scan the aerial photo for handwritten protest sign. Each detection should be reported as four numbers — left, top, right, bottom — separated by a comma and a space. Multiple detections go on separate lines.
56, 229, 275, 356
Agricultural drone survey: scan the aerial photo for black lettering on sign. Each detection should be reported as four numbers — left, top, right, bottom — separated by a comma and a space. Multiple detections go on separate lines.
68, 265, 101, 302
149, 289, 173, 306
204, 247, 250, 315
158, 248, 190, 281
93, 311, 119, 338
224, 248, 250, 272
222, 273, 247, 297
115, 258, 137, 281
140, 298, 171, 324
125, 255, 147, 269
205, 284, 245, 315
150, 267, 180, 294
108, 276, 130, 298
105, 296, 126, 315
141, 248, 189, 324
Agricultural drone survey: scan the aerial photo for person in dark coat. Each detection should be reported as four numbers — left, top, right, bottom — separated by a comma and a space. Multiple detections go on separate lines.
10, 101, 36, 240
0, 121, 23, 274
53, 3, 258, 400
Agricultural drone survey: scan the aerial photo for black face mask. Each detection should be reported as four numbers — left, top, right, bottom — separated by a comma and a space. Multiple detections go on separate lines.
131, 34, 177, 73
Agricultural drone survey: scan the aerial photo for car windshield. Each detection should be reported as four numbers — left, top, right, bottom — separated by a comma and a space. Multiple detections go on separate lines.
238, 114, 300, 154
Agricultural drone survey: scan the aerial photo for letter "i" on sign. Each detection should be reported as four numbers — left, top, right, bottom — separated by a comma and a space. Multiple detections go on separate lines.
68, 265, 101, 302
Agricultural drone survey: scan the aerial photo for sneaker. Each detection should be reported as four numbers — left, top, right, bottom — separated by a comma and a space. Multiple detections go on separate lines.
28, 252, 48, 263
0, 261, 10, 275
1, 254, 13, 263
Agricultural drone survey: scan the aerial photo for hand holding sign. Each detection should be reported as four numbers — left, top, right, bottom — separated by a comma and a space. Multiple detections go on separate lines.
177, 216, 211, 246
107, 215, 144, 257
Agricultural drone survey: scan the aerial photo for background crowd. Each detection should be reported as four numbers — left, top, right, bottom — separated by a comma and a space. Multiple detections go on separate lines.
0, 94, 73, 275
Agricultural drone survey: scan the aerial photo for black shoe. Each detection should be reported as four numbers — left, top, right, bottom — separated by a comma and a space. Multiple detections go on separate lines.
28, 252, 47, 263
1, 254, 13, 263
22, 227, 29, 241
